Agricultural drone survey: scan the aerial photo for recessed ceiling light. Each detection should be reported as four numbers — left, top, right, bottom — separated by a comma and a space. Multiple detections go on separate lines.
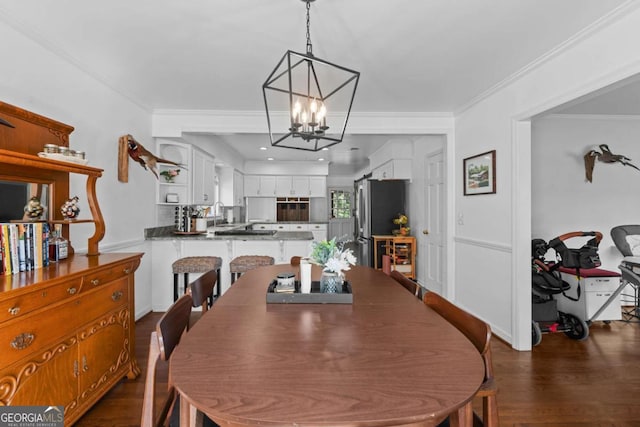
267, 157, 274, 161
321, 147, 329, 151
318, 158, 324, 161
260, 147, 267, 150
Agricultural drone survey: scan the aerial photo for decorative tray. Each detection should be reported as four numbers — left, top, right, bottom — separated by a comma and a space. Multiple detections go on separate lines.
266, 280, 352, 304
37, 152, 89, 165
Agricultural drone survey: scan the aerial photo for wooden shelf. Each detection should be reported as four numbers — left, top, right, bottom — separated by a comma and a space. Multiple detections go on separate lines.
0, 105, 105, 256
372, 235, 417, 279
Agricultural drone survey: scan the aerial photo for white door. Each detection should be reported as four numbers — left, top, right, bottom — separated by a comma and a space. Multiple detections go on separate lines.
328, 187, 354, 241
423, 150, 445, 293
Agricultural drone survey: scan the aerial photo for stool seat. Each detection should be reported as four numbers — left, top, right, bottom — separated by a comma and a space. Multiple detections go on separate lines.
172, 256, 222, 274
229, 255, 275, 284
172, 256, 222, 305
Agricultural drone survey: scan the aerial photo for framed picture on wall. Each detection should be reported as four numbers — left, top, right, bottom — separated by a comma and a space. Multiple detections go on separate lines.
463, 150, 496, 195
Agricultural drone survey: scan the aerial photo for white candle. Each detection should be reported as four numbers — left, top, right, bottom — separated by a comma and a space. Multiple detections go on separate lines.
300, 260, 312, 293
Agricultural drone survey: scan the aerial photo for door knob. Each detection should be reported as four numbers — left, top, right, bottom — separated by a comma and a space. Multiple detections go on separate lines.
422, 229, 429, 235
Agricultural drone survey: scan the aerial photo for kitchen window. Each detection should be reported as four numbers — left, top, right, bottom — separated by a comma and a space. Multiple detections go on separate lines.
330, 190, 351, 219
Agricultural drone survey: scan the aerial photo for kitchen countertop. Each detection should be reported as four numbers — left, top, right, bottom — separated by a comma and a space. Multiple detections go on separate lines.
145, 224, 314, 241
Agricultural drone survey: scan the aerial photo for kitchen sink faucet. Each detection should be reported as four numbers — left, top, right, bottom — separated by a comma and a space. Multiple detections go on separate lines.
213, 201, 225, 227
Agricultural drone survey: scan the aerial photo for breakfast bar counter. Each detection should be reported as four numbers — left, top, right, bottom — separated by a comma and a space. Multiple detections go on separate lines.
146, 225, 314, 310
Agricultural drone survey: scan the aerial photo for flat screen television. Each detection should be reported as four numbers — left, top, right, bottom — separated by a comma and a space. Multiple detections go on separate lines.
0, 181, 31, 222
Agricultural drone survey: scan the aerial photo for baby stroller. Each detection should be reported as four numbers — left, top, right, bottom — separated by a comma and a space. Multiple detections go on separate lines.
531, 231, 602, 346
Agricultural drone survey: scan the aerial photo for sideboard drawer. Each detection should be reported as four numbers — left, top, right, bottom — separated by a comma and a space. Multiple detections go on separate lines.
82, 261, 135, 289
0, 277, 83, 323
0, 277, 129, 368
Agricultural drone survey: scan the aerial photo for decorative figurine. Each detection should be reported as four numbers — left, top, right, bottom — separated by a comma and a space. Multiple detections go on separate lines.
23, 196, 45, 220
61, 196, 80, 220
125, 134, 185, 179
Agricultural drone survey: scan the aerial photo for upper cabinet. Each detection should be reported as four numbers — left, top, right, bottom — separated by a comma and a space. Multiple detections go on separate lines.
309, 176, 327, 197
246, 175, 326, 198
219, 166, 244, 206
245, 175, 276, 197
192, 148, 215, 204
276, 176, 309, 197
371, 159, 412, 180
155, 140, 215, 205
369, 139, 413, 181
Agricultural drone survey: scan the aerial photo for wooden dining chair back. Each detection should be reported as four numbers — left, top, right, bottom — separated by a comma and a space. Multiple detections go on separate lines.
189, 269, 218, 314
290, 256, 302, 266
390, 270, 420, 298
141, 294, 193, 427
423, 291, 498, 427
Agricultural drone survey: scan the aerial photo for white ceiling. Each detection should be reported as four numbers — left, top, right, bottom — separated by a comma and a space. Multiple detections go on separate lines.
0, 0, 633, 170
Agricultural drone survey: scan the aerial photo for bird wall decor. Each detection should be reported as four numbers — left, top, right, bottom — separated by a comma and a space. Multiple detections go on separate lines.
124, 134, 185, 179
583, 144, 640, 183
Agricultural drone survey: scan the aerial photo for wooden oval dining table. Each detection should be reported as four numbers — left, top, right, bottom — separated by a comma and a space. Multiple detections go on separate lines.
170, 264, 484, 427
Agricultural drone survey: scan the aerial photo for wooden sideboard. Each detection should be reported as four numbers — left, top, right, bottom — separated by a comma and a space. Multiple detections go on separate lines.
0, 101, 142, 425
0, 253, 142, 425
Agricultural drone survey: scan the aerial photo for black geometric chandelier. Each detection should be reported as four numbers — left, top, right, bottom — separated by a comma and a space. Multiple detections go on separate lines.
262, 0, 360, 152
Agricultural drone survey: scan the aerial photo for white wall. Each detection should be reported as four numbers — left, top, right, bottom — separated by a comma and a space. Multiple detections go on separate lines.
455, 4, 640, 349
532, 115, 640, 270
0, 20, 155, 319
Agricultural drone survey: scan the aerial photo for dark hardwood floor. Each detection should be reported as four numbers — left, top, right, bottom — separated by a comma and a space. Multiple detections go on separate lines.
75, 312, 640, 426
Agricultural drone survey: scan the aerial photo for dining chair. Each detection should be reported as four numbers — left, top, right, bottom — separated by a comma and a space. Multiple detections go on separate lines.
189, 269, 218, 313
141, 294, 193, 427
423, 291, 499, 427
390, 270, 420, 298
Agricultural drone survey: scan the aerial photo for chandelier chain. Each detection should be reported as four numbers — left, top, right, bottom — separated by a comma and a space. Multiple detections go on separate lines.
305, 1, 313, 56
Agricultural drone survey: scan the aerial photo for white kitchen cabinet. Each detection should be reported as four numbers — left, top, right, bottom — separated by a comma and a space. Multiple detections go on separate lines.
219, 167, 244, 206
276, 176, 309, 196
233, 170, 244, 205
192, 148, 216, 204
308, 176, 327, 197
244, 175, 260, 197
307, 223, 327, 242
245, 175, 276, 197
371, 159, 412, 180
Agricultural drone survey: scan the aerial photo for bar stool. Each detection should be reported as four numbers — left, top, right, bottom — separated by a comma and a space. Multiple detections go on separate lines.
172, 256, 222, 306
229, 255, 275, 284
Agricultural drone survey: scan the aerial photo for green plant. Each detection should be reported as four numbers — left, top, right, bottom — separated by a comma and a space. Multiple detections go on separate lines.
309, 237, 356, 276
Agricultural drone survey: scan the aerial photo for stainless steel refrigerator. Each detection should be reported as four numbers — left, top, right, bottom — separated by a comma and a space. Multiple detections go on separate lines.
354, 178, 406, 267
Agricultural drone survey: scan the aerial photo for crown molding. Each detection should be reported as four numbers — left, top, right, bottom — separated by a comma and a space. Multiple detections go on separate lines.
454, 0, 640, 116
541, 113, 640, 121
151, 110, 454, 137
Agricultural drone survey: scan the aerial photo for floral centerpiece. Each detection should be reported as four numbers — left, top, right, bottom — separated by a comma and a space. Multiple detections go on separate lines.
393, 213, 410, 236
160, 168, 180, 182
309, 237, 356, 293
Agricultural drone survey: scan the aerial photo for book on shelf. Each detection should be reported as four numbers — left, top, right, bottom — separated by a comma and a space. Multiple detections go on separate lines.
0, 222, 51, 276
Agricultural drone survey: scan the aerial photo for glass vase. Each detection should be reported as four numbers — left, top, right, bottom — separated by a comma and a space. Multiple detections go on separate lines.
320, 271, 343, 293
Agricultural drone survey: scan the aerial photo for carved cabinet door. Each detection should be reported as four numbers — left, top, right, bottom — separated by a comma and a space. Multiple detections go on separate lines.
77, 303, 130, 403
0, 336, 78, 413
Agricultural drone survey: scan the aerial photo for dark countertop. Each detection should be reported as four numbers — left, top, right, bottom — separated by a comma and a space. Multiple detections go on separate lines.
145, 225, 313, 241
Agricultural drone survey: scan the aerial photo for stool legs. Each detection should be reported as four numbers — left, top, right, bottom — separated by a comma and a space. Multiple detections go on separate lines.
173, 273, 190, 302
173, 274, 179, 302
231, 272, 240, 285
207, 268, 221, 308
